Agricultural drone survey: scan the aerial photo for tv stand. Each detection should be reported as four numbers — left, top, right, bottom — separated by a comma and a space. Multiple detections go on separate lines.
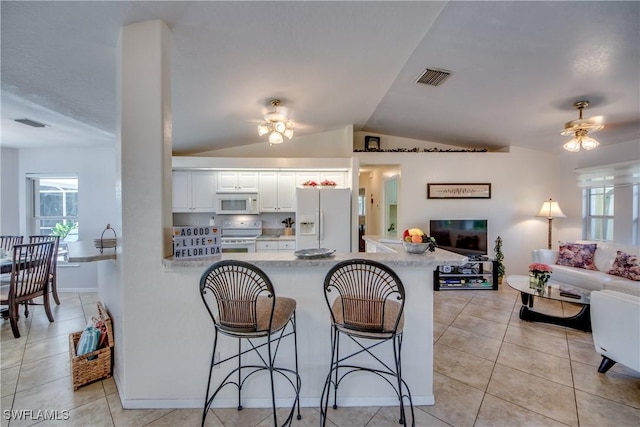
434, 259, 498, 291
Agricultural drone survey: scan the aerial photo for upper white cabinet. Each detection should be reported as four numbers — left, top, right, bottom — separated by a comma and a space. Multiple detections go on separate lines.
172, 171, 216, 212
217, 171, 259, 192
295, 172, 320, 186
320, 171, 347, 188
295, 171, 347, 188
259, 172, 296, 212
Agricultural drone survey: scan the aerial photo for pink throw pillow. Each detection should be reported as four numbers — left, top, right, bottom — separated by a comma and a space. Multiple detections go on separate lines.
608, 250, 640, 281
556, 243, 598, 270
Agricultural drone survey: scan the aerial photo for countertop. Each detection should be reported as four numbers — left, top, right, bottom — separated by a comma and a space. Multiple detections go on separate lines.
256, 234, 295, 241
66, 241, 117, 262
163, 236, 468, 270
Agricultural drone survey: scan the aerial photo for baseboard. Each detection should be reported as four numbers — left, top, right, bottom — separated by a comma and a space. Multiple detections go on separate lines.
58, 288, 98, 293
118, 394, 434, 409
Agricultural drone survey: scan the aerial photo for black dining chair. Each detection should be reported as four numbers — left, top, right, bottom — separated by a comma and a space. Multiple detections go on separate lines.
29, 235, 61, 305
1, 235, 23, 255
320, 259, 414, 426
0, 241, 56, 338
199, 260, 301, 426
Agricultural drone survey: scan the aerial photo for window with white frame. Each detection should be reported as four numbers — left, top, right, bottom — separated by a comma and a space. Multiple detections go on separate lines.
27, 176, 79, 260
577, 162, 640, 244
584, 185, 614, 241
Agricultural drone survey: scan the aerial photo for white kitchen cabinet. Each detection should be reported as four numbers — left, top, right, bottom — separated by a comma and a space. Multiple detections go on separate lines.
216, 171, 259, 192
256, 239, 296, 253
172, 171, 216, 212
277, 240, 296, 252
259, 171, 296, 212
295, 171, 320, 187
320, 171, 347, 188
296, 171, 347, 188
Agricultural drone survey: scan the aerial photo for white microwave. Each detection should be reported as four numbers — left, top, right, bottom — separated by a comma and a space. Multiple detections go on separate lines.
216, 193, 259, 215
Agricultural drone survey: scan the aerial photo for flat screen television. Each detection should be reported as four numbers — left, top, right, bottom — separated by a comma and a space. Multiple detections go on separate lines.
429, 219, 488, 258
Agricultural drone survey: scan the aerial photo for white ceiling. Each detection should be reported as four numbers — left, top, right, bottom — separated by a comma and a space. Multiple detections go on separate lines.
2, 1, 639, 154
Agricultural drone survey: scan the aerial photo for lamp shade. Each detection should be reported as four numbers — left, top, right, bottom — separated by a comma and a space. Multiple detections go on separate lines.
536, 198, 566, 219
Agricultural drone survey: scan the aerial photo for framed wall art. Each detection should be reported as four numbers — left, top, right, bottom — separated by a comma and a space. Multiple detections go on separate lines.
364, 136, 381, 151
427, 183, 491, 199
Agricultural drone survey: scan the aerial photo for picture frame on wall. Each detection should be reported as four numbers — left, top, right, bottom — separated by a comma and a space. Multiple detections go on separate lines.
427, 183, 491, 199
364, 136, 381, 151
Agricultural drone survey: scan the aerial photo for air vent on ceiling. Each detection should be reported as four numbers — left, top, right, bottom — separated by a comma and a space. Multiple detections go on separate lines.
416, 68, 452, 87
14, 118, 48, 128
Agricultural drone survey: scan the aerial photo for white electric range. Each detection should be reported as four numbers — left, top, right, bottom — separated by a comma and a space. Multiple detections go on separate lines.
220, 220, 262, 253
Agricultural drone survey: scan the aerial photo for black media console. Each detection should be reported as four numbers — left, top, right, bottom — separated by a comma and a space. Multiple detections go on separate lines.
434, 258, 499, 291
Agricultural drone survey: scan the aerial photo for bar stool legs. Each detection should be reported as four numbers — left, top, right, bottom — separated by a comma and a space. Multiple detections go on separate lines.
320, 329, 414, 426
201, 315, 301, 427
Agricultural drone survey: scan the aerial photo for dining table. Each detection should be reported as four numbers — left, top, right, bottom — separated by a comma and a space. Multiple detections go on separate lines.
1, 256, 12, 274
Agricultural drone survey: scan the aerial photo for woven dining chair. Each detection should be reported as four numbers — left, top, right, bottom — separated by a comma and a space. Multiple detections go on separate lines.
29, 235, 61, 305
0, 241, 56, 338
320, 259, 414, 426
199, 260, 301, 427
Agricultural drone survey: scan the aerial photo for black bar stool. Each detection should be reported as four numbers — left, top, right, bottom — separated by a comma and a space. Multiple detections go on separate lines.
199, 260, 301, 426
320, 259, 414, 426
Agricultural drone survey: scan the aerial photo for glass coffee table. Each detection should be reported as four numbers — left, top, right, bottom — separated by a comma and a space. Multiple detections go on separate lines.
506, 275, 592, 332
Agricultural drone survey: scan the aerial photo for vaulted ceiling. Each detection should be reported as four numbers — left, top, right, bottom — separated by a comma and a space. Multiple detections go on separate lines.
2, 1, 639, 154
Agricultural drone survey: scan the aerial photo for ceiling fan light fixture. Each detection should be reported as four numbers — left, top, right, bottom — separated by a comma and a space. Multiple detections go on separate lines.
283, 128, 294, 139
257, 124, 269, 136
561, 100, 603, 152
580, 135, 600, 150
268, 131, 284, 144
258, 99, 294, 144
563, 138, 581, 152
274, 121, 286, 133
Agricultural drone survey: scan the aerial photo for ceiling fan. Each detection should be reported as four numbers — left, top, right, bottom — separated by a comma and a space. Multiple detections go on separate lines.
561, 100, 604, 152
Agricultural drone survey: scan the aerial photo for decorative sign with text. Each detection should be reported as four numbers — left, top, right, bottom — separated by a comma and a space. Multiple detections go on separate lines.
172, 226, 221, 259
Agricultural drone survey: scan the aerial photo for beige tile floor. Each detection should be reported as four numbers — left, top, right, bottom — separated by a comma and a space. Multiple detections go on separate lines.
1, 287, 639, 426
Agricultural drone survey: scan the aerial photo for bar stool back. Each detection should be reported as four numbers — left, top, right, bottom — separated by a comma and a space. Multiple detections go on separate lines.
199, 260, 301, 426
320, 259, 414, 426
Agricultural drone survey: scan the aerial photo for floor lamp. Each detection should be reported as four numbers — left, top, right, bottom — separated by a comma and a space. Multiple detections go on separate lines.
537, 198, 566, 249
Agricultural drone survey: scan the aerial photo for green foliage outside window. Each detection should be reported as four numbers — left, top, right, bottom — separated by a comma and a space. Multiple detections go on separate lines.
50, 222, 78, 240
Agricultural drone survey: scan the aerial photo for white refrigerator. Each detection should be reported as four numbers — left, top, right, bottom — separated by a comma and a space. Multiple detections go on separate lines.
295, 187, 351, 252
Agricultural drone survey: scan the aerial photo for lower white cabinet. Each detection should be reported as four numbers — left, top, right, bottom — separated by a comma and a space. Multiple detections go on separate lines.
256, 240, 296, 253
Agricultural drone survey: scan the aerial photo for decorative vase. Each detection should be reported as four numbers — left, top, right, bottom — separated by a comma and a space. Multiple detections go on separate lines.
283, 228, 293, 236
529, 273, 548, 291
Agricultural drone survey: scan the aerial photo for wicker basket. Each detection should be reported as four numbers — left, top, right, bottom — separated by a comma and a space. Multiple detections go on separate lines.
69, 302, 113, 390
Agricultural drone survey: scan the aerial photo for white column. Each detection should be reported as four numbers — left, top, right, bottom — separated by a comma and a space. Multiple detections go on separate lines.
106, 19, 172, 398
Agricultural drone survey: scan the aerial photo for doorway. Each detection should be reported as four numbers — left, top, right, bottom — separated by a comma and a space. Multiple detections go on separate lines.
384, 176, 398, 235
358, 164, 400, 245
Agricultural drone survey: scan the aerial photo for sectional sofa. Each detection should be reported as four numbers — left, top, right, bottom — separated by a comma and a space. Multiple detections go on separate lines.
532, 241, 640, 374
531, 240, 639, 296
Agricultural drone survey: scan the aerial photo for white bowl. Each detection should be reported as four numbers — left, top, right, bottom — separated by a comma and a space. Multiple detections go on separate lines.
402, 241, 429, 254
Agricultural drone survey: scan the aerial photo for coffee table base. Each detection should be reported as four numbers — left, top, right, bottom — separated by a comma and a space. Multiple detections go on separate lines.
519, 298, 591, 332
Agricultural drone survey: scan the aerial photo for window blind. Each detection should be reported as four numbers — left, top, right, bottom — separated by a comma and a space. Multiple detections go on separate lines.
575, 161, 640, 188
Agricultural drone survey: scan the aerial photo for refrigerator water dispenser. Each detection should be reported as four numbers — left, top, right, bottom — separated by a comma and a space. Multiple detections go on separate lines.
298, 214, 316, 235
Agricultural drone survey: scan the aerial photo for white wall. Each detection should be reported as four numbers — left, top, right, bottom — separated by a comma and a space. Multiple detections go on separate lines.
193, 126, 353, 158
0, 147, 20, 234
17, 147, 116, 290
357, 147, 561, 277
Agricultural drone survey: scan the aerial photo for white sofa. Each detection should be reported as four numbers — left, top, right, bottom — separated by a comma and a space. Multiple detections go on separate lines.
532, 240, 640, 297
591, 290, 640, 373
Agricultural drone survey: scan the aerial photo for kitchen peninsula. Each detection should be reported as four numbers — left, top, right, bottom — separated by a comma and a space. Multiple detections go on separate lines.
162, 243, 467, 408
